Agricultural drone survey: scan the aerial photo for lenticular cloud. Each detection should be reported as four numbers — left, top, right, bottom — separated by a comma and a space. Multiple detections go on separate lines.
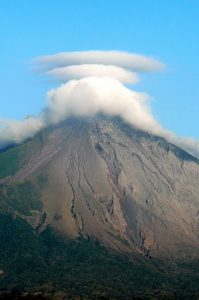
34, 50, 165, 72
0, 50, 199, 159
45, 64, 139, 84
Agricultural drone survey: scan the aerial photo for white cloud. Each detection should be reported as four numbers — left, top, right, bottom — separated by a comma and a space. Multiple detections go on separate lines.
0, 117, 44, 147
0, 50, 199, 159
45, 76, 160, 131
34, 50, 165, 72
0, 76, 164, 149
46, 64, 139, 84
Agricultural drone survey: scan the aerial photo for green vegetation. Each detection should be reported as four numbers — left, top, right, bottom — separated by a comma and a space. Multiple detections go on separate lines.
0, 182, 42, 215
0, 214, 199, 299
36, 174, 48, 189
0, 144, 27, 179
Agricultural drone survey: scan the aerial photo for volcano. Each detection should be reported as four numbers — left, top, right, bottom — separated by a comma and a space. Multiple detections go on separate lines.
0, 116, 199, 299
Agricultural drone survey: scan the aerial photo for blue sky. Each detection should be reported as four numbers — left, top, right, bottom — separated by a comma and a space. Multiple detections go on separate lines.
0, 0, 198, 138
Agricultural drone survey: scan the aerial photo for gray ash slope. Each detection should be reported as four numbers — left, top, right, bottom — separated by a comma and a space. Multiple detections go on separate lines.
1, 116, 199, 259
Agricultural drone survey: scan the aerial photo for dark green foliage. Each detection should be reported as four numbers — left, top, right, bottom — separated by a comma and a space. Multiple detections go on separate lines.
0, 144, 27, 179
0, 182, 42, 215
36, 175, 48, 189
0, 214, 199, 299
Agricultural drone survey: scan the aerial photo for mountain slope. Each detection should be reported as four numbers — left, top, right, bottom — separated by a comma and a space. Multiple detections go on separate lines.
1, 117, 199, 259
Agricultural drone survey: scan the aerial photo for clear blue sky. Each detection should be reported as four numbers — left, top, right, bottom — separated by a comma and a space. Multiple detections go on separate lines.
0, 0, 198, 138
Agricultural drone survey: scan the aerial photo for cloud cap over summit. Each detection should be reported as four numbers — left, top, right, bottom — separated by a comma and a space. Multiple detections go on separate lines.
1, 50, 199, 159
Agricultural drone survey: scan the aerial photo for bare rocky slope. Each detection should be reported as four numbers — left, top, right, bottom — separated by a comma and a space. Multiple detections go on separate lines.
1, 116, 199, 259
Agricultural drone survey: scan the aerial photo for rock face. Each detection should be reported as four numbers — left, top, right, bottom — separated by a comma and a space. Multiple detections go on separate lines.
1, 117, 199, 258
